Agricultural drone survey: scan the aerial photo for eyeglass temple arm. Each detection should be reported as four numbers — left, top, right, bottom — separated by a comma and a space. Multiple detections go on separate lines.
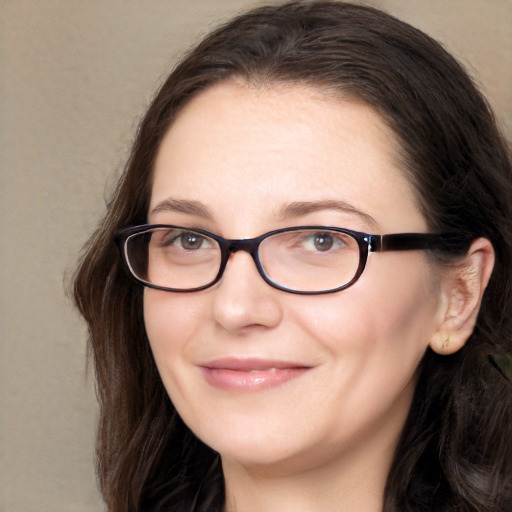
369, 233, 473, 254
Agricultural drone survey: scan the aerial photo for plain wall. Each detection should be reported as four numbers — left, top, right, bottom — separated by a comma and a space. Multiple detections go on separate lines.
1, 1, 510, 510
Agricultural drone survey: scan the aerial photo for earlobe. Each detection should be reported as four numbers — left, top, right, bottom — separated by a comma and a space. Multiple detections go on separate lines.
429, 238, 495, 355
430, 332, 463, 355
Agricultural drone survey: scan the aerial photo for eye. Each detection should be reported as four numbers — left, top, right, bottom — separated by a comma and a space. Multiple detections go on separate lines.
311, 232, 334, 251
158, 229, 213, 251
178, 232, 206, 250
302, 232, 346, 252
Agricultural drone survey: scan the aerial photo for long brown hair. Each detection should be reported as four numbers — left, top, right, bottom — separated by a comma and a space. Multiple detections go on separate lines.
73, 2, 512, 511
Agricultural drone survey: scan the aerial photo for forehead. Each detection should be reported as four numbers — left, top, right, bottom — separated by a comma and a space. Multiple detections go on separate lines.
150, 81, 426, 233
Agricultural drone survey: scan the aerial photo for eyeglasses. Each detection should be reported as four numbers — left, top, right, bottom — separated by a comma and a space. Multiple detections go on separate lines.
114, 225, 472, 295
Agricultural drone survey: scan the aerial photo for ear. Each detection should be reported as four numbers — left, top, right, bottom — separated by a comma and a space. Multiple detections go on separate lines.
430, 238, 495, 355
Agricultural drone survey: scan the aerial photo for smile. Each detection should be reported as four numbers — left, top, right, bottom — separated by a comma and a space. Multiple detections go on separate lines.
199, 358, 312, 391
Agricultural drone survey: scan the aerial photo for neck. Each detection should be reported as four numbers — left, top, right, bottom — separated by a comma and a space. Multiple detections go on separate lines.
221, 434, 395, 512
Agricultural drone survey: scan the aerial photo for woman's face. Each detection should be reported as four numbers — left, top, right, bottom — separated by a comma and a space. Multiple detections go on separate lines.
144, 82, 444, 475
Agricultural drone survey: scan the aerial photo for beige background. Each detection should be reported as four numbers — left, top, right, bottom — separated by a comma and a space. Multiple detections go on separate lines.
1, 1, 510, 511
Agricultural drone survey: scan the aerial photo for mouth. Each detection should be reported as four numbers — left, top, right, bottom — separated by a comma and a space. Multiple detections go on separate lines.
199, 358, 312, 391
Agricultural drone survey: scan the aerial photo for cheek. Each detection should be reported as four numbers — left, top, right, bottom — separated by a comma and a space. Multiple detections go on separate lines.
143, 290, 205, 385
294, 255, 440, 367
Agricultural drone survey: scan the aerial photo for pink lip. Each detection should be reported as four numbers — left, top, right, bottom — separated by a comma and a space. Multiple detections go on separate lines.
199, 358, 311, 391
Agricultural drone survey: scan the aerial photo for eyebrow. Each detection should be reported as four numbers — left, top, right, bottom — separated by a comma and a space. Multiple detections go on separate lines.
150, 197, 377, 228
150, 198, 213, 219
276, 200, 378, 228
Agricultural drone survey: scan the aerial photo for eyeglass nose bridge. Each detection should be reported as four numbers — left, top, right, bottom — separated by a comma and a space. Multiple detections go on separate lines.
216, 236, 267, 284
225, 237, 259, 254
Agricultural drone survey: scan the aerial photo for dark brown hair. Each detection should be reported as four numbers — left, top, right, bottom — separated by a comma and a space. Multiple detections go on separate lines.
73, 2, 512, 511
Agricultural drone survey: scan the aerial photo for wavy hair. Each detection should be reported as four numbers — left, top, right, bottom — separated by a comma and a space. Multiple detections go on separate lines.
73, 2, 512, 511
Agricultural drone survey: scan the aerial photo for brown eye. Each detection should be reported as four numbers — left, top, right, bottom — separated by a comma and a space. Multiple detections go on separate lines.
158, 230, 212, 251
180, 233, 205, 250
313, 233, 334, 251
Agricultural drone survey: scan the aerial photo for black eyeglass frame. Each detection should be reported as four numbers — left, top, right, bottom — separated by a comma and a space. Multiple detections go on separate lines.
114, 224, 473, 295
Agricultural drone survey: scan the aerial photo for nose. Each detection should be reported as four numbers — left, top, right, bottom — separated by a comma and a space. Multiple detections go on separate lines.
211, 250, 283, 334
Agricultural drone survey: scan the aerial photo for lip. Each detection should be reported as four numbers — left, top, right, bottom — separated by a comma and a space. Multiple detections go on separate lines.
199, 358, 312, 391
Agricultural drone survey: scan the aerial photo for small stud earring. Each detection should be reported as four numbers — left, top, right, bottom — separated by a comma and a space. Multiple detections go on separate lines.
442, 335, 450, 352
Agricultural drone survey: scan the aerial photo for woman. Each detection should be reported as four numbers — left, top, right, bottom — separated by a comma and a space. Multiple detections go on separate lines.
73, 2, 512, 511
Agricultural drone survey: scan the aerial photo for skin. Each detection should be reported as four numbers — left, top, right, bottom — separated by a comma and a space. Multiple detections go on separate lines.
143, 81, 493, 512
